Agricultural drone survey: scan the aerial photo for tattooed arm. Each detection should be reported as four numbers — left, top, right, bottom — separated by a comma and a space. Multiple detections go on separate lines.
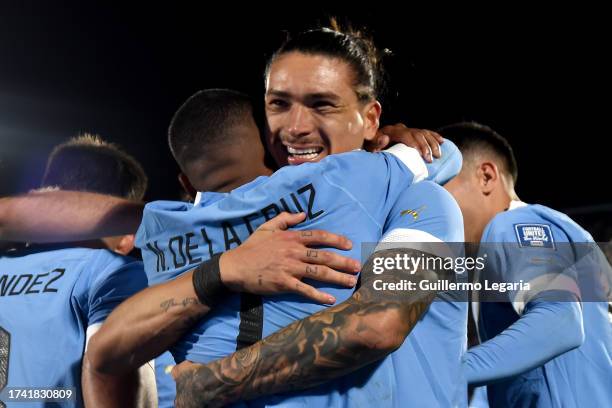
85, 212, 359, 376
85, 268, 208, 376
174, 247, 447, 408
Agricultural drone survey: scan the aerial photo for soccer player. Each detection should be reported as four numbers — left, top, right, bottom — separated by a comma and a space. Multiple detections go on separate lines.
88, 81, 462, 400
88, 91, 368, 408
441, 122, 612, 407
0, 92, 387, 408
122, 26, 465, 408
1, 25, 465, 407
0, 135, 152, 407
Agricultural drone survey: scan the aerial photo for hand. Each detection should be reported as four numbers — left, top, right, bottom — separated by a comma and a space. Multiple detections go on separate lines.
366, 123, 444, 162
219, 212, 361, 304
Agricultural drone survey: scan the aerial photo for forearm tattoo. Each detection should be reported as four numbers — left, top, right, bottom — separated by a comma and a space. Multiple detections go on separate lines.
175, 248, 444, 408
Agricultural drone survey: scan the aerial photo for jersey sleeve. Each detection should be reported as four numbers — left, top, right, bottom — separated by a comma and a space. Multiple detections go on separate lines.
480, 212, 581, 314
135, 200, 194, 247
424, 138, 463, 185
320, 146, 428, 227
85, 252, 149, 325
381, 181, 464, 244
464, 298, 584, 385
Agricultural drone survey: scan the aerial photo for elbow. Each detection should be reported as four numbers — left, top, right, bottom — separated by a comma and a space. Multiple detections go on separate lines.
85, 334, 118, 375
564, 324, 585, 351
375, 312, 408, 352
349, 307, 408, 356
84, 338, 106, 374
537, 301, 585, 351
560, 304, 585, 350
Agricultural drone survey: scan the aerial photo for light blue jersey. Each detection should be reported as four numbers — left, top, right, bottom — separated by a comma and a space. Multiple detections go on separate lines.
137, 147, 427, 359
384, 183, 467, 408
136, 142, 466, 407
467, 201, 612, 408
0, 245, 147, 407
256, 182, 466, 408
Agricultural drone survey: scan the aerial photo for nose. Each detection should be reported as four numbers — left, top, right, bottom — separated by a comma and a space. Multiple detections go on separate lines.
286, 105, 315, 139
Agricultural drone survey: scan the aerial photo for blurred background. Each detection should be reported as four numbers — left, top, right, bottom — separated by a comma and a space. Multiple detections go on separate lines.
1, 3, 609, 239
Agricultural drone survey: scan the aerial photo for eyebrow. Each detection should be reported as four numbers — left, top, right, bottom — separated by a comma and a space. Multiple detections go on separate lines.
266, 89, 341, 102
266, 89, 292, 98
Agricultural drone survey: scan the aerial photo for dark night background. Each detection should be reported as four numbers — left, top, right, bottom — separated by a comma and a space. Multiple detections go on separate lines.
1, 4, 609, 237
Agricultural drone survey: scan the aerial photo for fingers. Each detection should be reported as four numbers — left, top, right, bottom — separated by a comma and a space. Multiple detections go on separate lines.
410, 130, 443, 162
433, 130, 444, 144
288, 278, 336, 304
378, 124, 442, 162
298, 248, 360, 273
289, 229, 353, 250
411, 127, 444, 145
423, 131, 442, 158
416, 132, 432, 162
302, 263, 359, 287
257, 212, 306, 231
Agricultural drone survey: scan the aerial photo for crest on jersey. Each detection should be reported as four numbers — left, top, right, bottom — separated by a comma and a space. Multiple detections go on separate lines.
514, 224, 555, 249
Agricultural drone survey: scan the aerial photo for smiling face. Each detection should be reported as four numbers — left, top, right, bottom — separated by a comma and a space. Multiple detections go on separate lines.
264, 52, 381, 166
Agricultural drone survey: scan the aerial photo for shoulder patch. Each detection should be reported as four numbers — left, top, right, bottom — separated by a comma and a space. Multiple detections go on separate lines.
514, 224, 555, 249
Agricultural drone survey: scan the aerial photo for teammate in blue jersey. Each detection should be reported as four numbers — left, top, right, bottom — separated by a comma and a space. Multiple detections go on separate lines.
0, 25, 467, 407
441, 122, 612, 408
133, 115, 453, 364
164, 184, 464, 408
111, 27, 464, 408
83, 24, 467, 408
164, 26, 467, 408
0, 103, 451, 408
88, 77, 464, 406
162, 182, 464, 408
0, 135, 151, 407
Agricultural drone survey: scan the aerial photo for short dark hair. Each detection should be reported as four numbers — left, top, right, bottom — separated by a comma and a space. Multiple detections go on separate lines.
265, 18, 389, 103
42, 133, 147, 200
437, 121, 518, 184
168, 89, 255, 169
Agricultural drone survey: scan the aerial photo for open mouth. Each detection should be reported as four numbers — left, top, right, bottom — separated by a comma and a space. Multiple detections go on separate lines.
285, 145, 325, 164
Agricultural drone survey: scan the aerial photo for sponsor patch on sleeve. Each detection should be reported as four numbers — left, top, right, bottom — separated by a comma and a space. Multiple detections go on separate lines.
514, 224, 555, 249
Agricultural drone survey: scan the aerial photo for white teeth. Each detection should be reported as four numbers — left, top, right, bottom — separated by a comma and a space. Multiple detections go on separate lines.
287, 146, 321, 155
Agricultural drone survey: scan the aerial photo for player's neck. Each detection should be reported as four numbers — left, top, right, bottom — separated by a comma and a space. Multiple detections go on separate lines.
215, 176, 257, 193
467, 221, 487, 243
472, 191, 514, 241
214, 167, 273, 193
194, 162, 273, 193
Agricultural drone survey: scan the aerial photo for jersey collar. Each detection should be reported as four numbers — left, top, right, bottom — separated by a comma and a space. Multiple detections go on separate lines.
508, 200, 528, 211
193, 176, 269, 206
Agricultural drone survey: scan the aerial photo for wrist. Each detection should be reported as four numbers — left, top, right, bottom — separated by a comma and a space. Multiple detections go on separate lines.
219, 250, 242, 292
192, 254, 230, 307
